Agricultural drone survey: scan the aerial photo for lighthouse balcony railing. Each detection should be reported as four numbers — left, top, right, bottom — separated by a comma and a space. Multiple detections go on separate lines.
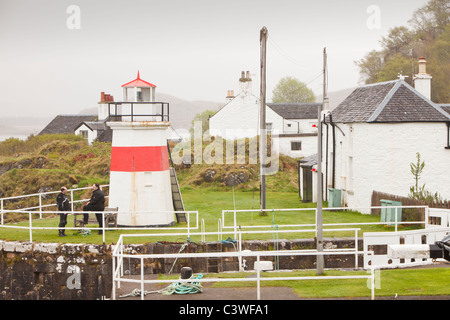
107, 102, 169, 122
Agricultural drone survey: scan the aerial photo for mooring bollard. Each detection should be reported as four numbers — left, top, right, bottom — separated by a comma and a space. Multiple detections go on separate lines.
181, 267, 193, 279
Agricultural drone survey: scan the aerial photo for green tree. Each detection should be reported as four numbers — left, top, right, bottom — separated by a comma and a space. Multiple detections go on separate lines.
190, 110, 216, 136
355, 0, 449, 102
409, 0, 450, 38
426, 25, 450, 102
355, 50, 385, 84
376, 53, 414, 84
272, 77, 316, 103
379, 26, 415, 58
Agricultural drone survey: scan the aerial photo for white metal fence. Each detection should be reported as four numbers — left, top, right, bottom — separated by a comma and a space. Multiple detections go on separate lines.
111, 233, 377, 300
222, 205, 429, 239
0, 185, 199, 243
0, 185, 110, 224
0, 209, 199, 243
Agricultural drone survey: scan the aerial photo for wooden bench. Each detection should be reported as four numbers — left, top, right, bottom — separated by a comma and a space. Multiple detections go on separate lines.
73, 207, 118, 229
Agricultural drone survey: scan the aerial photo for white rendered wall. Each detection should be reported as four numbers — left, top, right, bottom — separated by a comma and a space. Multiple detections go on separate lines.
276, 135, 318, 158
414, 77, 432, 100
326, 122, 450, 213
98, 102, 109, 121
209, 93, 283, 139
74, 124, 96, 145
283, 119, 317, 134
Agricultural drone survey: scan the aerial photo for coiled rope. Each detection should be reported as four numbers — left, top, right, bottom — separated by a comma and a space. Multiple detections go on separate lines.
119, 274, 203, 298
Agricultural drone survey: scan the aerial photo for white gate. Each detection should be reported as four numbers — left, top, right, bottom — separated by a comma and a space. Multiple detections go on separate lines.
363, 227, 450, 268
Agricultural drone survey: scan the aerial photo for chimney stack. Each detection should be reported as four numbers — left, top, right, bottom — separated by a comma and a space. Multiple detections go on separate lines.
238, 70, 252, 96
414, 57, 432, 100
98, 91, 114, 120
226, 90, 235, 102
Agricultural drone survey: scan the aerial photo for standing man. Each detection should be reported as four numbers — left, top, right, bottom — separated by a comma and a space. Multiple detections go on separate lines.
83, 183, 105, 234
56, 187, 71, 237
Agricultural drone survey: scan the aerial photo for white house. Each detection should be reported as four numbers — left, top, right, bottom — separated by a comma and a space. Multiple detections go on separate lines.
209, 71, 320, 158
74, 121, 108, 145
318, 60, 450, 212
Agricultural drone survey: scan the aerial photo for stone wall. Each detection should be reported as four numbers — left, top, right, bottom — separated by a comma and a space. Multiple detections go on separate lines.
0, 241, 112, 300
0, 238, 362, 300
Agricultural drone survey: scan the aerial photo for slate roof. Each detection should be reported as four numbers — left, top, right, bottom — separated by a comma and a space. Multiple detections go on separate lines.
439, 104, 450, 117
39, 115, 114, 143
39, 115, 98, 135
326, 80, 450, 123
78, 121, 108, 131
267, 103, 321, 119
96, 125, 113, 143
298, 153, 317, 166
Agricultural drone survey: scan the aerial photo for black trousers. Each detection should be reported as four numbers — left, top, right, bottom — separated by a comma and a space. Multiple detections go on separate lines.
83, 205, 104, 229
58, 213, 67, 233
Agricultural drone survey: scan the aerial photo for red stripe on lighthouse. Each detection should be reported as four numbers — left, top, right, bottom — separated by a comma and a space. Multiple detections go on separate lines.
110, 146, 169, 172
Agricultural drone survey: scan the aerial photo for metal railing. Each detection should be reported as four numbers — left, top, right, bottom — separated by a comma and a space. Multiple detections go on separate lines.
108, 102, 169, 122
0, 209, 199, 243
112, 233, 377, 300
0, 185, 110, 225
222, 205, 430, 239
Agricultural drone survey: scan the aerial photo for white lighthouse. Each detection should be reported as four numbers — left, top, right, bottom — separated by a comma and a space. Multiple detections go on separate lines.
107, 72, 175, 227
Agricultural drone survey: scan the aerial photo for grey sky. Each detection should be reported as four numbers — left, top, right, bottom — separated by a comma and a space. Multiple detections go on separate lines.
0, 0, 429, 118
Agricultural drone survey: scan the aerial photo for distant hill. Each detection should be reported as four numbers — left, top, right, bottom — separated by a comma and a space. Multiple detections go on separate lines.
0, 117, 52, 140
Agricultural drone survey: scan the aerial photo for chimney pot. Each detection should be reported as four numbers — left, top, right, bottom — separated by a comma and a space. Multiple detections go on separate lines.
418, 57, 427, 74
101, 92, 105, 102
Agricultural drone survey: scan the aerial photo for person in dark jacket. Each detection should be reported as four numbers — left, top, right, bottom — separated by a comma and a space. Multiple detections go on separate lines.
82, 183, 105, 234
56, 187, 71, 237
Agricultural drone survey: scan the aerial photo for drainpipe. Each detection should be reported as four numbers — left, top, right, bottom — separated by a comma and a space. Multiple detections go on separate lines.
446, 122, 450, 149
329, 114, 336, 189
323, 114, 329, 201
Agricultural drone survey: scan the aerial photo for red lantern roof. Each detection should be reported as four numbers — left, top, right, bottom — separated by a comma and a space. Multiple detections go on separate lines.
121, 71, 156, 88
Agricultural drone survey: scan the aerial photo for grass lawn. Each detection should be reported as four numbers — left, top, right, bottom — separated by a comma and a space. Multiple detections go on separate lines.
158, 267, 450, 299
0, 188, 419, 244
1, 188, 448, 299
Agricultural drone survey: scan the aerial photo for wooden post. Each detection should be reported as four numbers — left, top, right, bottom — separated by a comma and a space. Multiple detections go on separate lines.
316, 47, 326, 275
260, 26, 268, 212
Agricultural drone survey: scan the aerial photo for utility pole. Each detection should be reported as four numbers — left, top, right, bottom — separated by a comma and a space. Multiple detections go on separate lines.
316, 47, 327, 275
259, 26, 268, 212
